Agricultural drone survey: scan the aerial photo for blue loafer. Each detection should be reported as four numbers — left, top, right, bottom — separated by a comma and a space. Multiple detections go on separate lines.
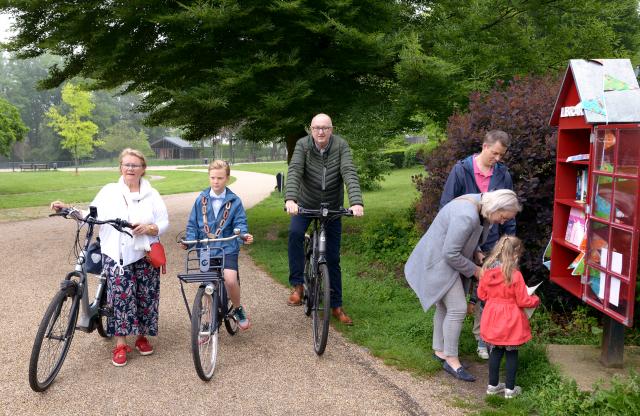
432, 354, 469, 369
443, 361, 476, 382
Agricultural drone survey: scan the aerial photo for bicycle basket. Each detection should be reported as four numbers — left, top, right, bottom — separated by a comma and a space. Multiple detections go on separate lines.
85, 237, 103, 275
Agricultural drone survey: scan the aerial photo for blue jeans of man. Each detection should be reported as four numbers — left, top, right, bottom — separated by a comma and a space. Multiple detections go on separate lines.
288, 215, 342, 308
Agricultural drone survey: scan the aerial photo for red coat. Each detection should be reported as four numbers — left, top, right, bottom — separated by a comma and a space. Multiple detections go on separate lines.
478, 267, 540, 346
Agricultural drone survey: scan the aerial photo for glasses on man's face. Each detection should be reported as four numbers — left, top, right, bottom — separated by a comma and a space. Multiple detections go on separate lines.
311, 126, 333, 133
121, 163, 143, 170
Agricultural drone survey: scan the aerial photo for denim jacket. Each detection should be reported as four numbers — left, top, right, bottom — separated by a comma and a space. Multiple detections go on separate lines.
185, 187, 248, 255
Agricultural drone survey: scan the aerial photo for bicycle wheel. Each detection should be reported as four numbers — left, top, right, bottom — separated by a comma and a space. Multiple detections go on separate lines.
29, 285, 80, 392
312, 263, 331, 355
95, 288, 111, 338
191, 286, 219, 381
302, 235, 312, 317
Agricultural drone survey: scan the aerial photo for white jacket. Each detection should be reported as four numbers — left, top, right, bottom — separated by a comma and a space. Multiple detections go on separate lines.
90, 177, 169, 266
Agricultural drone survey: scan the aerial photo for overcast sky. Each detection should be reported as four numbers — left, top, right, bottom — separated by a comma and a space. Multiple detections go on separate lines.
0, 13, 15, 42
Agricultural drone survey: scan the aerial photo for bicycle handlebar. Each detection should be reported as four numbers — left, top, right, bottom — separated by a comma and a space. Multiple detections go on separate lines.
284, 205, 353, 218
180, 228, 249, 245
50, 207, 134, 237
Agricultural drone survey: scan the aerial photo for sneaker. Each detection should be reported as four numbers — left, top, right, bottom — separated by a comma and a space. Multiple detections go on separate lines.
477, 346, 489, 360
135, 336, 154, 356
233, 305, 251, 330
486, 383, 506, 395
505, 386, 522, 399
112, 344, 132, 367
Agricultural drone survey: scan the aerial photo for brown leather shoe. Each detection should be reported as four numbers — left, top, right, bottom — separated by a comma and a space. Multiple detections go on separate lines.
287, 285, 303, 306
331, 307, 353, 325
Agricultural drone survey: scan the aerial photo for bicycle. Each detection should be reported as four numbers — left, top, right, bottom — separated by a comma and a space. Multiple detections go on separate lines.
28, 206, 133, 392
177, 229, 247, 381
296, 203, 352, 355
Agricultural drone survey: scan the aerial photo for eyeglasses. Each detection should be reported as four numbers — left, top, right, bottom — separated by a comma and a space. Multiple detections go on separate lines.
121, 163, 143, 170
311, 126, 333, 132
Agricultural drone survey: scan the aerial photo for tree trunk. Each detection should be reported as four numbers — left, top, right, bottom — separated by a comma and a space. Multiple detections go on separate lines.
286, 130, 306, 164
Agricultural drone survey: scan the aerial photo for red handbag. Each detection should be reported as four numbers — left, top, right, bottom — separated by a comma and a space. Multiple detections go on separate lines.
146, 242, 166, 274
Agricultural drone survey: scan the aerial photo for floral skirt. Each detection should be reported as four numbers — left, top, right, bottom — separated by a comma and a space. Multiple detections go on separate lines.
103, 255, 160, 337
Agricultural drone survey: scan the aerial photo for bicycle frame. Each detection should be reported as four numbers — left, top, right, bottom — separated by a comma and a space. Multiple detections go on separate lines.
63, 208, 109, 331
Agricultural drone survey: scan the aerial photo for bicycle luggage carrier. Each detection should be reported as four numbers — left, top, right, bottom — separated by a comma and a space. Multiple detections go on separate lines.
177, 271, 222, 284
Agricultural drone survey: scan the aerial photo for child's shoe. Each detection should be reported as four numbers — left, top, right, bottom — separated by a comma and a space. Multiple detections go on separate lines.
504, 386, 522, 398
486, 383, 505, 395
233, 305, 251, 330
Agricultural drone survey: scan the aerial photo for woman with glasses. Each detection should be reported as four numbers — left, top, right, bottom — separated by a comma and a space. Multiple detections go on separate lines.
404, 189, 521, 382
51, 148, 169, 366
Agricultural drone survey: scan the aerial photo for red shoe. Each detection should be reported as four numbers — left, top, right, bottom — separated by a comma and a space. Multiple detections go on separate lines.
112, 344, 132, 367
135, 336, 154, 356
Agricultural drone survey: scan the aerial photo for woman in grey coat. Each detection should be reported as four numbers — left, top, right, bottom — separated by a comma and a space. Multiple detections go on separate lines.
404, 190, 521, 382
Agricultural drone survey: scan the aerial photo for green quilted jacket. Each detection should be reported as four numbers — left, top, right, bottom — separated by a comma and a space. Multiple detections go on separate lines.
285, 134, 363, 210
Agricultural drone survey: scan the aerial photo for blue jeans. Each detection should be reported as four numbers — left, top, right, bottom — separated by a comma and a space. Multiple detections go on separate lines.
288, 215, 343, 308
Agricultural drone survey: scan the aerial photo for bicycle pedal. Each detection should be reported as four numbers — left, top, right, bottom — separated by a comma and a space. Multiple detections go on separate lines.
99, 306, 114, 317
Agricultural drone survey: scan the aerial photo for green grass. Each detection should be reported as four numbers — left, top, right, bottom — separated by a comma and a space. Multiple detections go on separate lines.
231, 161, 287, 176
246, 167, 451, 374
245, 166, 640, 415
0, 170, 217, 209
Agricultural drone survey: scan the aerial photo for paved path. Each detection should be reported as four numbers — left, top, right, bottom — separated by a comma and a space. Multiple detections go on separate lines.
0, 170, 465, 416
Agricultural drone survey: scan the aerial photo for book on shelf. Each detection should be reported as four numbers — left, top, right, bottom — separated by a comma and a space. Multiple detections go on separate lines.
566, 153, 590, 162
575, 168, 588, 202
564, 207, 586, 246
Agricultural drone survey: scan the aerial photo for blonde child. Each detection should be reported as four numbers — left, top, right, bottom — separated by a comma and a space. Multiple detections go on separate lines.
478, 235, 539, 398
184, 160, 254, 330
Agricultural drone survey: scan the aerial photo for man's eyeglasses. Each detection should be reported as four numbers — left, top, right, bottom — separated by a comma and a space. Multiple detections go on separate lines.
121, 163, 143, 169
311, 126, 333, 133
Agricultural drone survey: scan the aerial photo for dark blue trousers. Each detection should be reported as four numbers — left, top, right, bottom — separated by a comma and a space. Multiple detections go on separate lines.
288, 215, 343, 308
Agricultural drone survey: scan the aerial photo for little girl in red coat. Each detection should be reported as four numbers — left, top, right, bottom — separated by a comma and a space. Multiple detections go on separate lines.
478, 235, 540, 399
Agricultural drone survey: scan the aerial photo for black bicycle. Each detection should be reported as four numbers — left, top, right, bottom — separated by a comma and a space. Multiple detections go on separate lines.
29, 206, 133, 392
177, 230, 247, 381
297, 203, 352, 355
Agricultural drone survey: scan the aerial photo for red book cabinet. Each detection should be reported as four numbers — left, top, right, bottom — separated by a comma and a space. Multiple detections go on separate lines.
550, 59, 640, 329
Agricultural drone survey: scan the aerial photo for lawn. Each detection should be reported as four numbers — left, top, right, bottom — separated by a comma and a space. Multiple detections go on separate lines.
244, 166, 640, 415
0, 169, 221, 209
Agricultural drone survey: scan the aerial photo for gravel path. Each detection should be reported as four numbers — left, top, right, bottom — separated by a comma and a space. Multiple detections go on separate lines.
0, 170, 470, 416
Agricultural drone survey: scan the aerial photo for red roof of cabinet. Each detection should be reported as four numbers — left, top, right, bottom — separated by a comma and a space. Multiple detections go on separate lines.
550, 59, 640, 127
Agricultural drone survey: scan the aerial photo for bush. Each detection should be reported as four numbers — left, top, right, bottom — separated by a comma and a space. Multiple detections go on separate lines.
383, 148, 406, 168
352, 211, 420, 268
413, 74, 561, 295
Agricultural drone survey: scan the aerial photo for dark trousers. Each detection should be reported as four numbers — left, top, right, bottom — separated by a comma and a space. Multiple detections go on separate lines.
288, 215, 343, 308
488, 346, 519, 390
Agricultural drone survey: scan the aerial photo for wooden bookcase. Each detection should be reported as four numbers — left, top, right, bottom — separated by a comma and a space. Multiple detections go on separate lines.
550, 59, 640, 328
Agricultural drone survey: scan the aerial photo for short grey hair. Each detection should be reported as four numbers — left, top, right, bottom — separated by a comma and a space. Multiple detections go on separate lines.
484, 130, 511, 148
480, 189, 521, 218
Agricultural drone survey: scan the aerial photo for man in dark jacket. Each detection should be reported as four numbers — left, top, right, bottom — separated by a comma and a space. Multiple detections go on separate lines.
439, 129, 516, 359
285, 113, 364, 325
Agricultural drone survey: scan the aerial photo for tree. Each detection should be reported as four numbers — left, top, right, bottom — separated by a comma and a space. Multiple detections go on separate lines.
395, 0, 640, 125
0, 54, 63, 159
46, 83, 100, 173
2, 0, 410, 159
99, 120, 152, 160
0, 96, 28, 157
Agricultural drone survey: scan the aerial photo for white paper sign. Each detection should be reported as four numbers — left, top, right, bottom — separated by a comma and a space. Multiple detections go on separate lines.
611, 251, 623, 275
609, 277, 621, 307
600, 248, 608, 268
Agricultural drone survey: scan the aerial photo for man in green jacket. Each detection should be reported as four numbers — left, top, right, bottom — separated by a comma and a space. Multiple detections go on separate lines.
285, 113, 364, 325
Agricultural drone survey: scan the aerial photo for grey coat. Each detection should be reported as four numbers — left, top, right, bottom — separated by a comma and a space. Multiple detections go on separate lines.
404, 194, 490, 311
